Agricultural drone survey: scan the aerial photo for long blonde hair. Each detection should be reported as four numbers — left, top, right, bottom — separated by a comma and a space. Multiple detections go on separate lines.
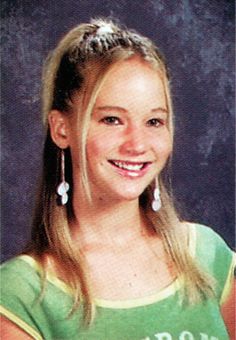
28, 18, 214, 324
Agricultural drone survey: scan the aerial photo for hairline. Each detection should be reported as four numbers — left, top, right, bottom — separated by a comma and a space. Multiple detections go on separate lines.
71, 52, 174, 203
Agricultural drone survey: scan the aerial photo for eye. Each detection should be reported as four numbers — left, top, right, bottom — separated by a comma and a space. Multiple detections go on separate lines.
100, 116, 122, 125
146, 118, 163, 127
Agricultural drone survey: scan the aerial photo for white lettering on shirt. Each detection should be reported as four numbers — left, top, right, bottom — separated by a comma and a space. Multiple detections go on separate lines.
141, 331, 219, 340
154, 332, 172, 340
179, 331, 194, 340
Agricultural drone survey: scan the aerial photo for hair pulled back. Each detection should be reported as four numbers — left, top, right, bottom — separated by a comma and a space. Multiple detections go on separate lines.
28, 18, 214, 325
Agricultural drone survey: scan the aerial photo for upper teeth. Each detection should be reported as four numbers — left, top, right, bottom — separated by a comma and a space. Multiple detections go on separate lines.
113, 161, 144, 171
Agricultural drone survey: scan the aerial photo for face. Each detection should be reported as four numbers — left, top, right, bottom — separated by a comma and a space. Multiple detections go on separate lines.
70, 57, 172, 203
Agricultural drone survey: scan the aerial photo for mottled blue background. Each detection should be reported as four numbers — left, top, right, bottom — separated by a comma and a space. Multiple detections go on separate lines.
1, 0, 235, 261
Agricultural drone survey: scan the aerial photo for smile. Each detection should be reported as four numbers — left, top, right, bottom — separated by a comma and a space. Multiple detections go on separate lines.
108, 160, 151, 177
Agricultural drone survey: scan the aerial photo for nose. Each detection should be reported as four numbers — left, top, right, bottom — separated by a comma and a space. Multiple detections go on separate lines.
119, 124, 147, 156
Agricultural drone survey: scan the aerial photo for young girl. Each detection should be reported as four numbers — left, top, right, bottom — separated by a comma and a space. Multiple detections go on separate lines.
1, 18, 234, 340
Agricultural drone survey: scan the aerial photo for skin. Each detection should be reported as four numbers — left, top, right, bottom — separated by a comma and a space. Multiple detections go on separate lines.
1, 317, 34, 339
50, 56, 174, 300
2, 56, 234, 337
51, 56, 236, 335
69, 58, 172, 205
2, 56, 173, 338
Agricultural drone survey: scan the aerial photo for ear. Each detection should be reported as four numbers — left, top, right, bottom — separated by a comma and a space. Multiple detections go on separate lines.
48, 110, 70, 149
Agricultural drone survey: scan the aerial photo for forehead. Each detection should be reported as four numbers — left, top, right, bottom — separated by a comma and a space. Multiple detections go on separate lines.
95, 57, 167, 110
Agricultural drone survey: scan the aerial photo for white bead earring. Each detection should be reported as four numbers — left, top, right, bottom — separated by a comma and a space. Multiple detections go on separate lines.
57, 149, 70, 205
151, 178, 161, 212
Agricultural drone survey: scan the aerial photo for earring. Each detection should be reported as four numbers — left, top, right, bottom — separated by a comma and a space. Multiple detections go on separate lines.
151, 178, 161, 212
57, 149, 70, 205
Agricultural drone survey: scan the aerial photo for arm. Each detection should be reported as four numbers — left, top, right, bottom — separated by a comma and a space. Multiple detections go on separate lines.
1, 316, 35, 340
221, 279, 235, 339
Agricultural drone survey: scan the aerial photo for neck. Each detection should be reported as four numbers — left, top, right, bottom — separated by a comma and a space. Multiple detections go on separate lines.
70, 191, 149, 250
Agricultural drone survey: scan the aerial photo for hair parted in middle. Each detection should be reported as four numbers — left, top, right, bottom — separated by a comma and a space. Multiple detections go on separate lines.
29, 17, 215, 324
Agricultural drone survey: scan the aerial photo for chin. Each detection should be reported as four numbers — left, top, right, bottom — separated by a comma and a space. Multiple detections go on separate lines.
91, 174, 152, 202
114, 186, 147, 202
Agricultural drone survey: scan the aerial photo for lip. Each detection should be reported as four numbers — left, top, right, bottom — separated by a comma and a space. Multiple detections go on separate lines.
108, 160, 152, 178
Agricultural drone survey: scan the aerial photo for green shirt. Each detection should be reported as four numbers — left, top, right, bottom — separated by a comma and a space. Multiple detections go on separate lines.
1, 224, 234, 340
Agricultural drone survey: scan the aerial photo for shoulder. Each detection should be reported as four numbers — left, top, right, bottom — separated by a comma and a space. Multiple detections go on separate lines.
1, 255, 42, 295
0, 255, 43, 339
187, 222, 235, 302
186, 222, 233, 258
1, 255, 82, 339
1, 255, 42, 312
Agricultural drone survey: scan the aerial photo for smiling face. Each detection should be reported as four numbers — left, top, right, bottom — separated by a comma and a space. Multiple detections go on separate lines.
70, 57, 172, 203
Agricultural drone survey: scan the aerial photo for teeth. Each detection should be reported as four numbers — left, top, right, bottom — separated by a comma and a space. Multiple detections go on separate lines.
113, 161, 144, 171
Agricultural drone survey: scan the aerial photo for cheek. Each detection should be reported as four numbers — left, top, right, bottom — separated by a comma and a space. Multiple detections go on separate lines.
153, 134, 172, 158
86, 134, 116, 160
86, 139, 100, 160
87, 128, 120, 159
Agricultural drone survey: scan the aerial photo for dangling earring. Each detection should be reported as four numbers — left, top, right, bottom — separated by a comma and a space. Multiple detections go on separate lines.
151, 178, 161, 212
57, 149, 70, 205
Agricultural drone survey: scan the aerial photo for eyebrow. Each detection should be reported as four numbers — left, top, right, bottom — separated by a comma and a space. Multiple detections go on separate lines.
151, 107, 169, 114
94, 106, 168, 114
94, 106, 127, 113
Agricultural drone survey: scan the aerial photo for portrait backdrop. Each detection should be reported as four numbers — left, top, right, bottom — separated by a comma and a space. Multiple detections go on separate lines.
1, 0, 235, 261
